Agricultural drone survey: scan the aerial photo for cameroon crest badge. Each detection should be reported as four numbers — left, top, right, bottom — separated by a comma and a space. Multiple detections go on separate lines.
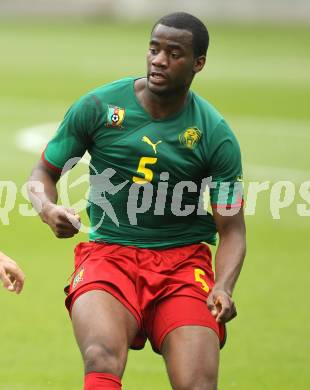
179, 127, 202, 149
106, 105, 125, 128
72, 267, 84, 289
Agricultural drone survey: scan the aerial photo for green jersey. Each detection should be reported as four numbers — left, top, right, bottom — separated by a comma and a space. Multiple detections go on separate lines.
43, 77, 243, 248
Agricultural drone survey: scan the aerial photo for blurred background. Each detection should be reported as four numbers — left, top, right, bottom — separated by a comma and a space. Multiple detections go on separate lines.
1, 0, 310, 21
0, 1, 309, 389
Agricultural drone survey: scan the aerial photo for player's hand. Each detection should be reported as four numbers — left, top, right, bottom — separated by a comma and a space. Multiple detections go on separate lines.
0, 252, 25, 294
207, 288, 237, 324
41, 203, 81, 239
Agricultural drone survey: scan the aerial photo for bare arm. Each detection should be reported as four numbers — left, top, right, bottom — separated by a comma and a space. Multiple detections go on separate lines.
0, 252, 25, 294
207, 206, 246, 324
28, 160, 80, 238
28, 160, 60, 210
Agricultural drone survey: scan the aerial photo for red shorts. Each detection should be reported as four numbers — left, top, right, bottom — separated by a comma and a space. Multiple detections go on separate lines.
65, 241, 226, 353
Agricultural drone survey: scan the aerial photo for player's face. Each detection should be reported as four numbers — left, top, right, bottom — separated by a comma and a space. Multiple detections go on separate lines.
147, 24, 205, 96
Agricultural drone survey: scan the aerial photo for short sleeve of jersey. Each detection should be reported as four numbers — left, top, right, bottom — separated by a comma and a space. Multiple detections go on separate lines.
207, 119, 243, 208
42, 94, 102, 171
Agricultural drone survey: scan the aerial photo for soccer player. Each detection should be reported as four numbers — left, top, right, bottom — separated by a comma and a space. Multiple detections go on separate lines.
28, 12, 246, 390
0, 251, 25, 294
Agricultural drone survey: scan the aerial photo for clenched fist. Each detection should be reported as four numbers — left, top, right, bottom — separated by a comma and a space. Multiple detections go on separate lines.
41, 203, 81, 239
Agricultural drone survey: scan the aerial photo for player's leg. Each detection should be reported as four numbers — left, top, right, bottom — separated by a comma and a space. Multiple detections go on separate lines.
71, 290, 139, 389
147, 295, 221, 390
65, 242, 143, 388
141, 243, 223, 389
162, 325, 219, 390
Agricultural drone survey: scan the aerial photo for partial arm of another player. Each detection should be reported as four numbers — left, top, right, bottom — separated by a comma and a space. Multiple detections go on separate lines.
207, 206, 246, 324
0, 252, 25, 294
28, 160, 80, 238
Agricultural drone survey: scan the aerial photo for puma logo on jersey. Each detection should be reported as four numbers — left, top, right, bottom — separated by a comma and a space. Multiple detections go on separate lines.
142, 136, 162, 154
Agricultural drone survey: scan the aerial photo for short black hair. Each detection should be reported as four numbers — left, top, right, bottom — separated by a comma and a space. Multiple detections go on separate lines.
153, 12, 209, 57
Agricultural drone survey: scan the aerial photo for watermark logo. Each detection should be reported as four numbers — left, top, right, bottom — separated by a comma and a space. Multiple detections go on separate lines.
0, 156, 309, 230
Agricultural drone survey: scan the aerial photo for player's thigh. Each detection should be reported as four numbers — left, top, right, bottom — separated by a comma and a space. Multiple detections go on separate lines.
162, 325, 219, 390
71, 290, 139, 373
150, 296, 220, 389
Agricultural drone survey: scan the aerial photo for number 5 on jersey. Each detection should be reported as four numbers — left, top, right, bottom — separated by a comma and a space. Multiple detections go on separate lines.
194, 268, 210, 293
133, 157, 158, 184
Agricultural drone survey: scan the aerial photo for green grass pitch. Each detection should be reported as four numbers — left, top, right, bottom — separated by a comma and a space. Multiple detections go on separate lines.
0, 20, 309, 389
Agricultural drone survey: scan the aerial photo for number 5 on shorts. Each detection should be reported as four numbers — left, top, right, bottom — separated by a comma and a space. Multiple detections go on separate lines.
194, 268, 210, 293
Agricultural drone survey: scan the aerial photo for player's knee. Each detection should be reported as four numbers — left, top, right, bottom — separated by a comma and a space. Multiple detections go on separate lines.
175, 382, 217, 390
83, 343, 127, 377
173, 374, 217, 390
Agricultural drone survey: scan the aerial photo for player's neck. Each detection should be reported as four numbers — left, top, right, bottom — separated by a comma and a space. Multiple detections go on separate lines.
135, 78, 189, 120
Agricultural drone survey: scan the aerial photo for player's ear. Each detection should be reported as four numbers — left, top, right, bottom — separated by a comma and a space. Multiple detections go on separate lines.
193, 55, 206, 74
